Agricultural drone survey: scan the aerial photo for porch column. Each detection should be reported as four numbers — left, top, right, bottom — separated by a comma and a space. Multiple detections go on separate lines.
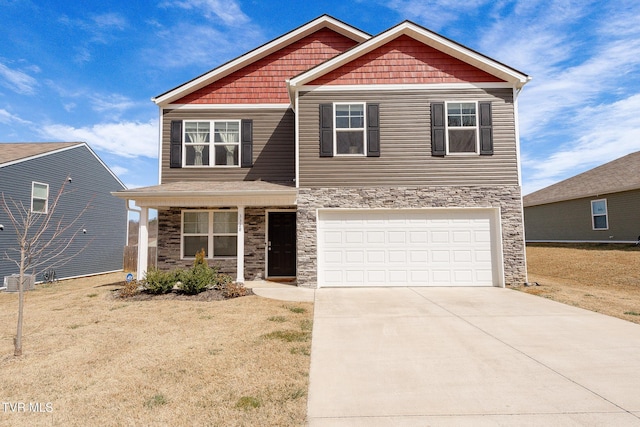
236, 205, 245, 284
137, 206, 149, 281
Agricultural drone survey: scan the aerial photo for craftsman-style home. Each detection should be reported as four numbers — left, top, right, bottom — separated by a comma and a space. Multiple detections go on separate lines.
114, 15, 530, 288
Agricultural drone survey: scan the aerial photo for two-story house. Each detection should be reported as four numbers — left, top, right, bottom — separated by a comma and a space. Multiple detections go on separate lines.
114, 15, 530, 288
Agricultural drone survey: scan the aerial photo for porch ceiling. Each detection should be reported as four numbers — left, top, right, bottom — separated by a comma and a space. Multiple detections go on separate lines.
112, 181, 297, 208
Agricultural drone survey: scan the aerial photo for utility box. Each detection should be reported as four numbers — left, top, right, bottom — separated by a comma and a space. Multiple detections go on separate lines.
4, 274, 35, 292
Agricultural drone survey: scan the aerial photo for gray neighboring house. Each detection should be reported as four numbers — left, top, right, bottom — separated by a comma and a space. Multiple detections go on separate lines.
524, 151, 640, 243
0, 142, 127, 283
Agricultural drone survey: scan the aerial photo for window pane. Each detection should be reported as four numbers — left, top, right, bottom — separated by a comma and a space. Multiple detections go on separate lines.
33, 183, 48, 199
214, 145, 239, 166
593, 215, 607, 229
447, 104, 461, 115
214, 122, 239, 143
335, 104, 364, 129
214, 236, 237, 257
336, 116, 349, 128
592, 200, 606, 215
462, 115, 476, 126
184, 212, 209, 234
336, 131, 364, 154
461, 103, 476, 114
448, 116, 461, 127
185, 145, 210, 166
184, 236, 209, 257
213, 211, 237, 233
185, 122, 210, 143
449, 129, 477, 153
448, 103, 476, 128
32, 199, 46, 213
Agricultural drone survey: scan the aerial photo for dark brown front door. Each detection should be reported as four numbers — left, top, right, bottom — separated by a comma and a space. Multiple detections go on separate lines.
267, 212, 296, 277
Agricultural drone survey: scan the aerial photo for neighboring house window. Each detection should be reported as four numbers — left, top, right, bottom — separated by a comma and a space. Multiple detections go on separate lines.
335, 103, 365, 155
591, 199, 608, 230
183, 120, 240, 167
31, 182, 49, 214
431, 101, 493, 156
182, 210, 238, 258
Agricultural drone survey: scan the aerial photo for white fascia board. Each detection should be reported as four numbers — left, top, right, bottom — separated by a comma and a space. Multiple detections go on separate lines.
289, 21, 530, 91
116, 192, 298, 209
152, 16, 370, 107
298, 82, 516, 93
164, 103, 291, 110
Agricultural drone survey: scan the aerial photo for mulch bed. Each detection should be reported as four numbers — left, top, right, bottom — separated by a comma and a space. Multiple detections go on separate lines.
107, 282, 254, 301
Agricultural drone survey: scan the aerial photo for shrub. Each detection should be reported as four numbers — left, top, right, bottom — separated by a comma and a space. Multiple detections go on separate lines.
143, 268, 179, 294
178, 249, 217, 295
222, 281, 247, 299
120, 279, 140, 298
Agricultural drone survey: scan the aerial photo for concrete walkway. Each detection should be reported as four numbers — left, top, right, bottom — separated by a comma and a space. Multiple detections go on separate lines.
244, 280, 315, 302
307, 287, 640, 426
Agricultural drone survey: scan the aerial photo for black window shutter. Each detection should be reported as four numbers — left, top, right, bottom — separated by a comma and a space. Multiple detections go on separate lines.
479, 102, 493, 155
366, 103, 380, 157
170, 120, 182, 168
241, 119, 253, 167
319, 103, 334, 157
431, 102, 446, 156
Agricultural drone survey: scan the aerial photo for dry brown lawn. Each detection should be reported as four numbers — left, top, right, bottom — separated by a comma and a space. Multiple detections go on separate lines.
523, 243, 640, 324
0, 273, 313, 426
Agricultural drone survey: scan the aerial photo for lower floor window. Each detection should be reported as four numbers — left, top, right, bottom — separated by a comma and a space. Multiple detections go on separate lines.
182, 210, 238, 258
591, 199, 608, 230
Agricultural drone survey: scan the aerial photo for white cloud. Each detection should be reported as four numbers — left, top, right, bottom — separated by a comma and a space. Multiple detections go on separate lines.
522, 93, 640, 193
163, 0, 250, 27
40, 120, 158, 159
109, 165, 129, 177
0, 62, 38, 95
0, 108, 32, 125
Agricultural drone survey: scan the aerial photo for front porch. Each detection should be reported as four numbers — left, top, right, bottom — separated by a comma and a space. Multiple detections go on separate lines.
112, 181, 297, 283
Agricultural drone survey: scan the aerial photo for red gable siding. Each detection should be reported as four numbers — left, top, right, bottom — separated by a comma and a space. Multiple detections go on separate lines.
176, 29, 359, 104
309, 35, 504, 85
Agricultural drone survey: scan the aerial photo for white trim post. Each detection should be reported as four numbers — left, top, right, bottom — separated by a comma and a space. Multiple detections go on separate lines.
137, 207, 149, 281
236, 206, 245, 284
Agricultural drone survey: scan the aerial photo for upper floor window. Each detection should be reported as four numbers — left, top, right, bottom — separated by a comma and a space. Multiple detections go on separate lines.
591, 199, 608, 230
184, 120, 240, 167
447, 102, 477, 154
31, 182, 49, 214
431, 101, 492, 157
335, 103, 366, 155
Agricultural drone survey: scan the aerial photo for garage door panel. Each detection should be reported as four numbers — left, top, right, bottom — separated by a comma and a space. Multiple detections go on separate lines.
318, 209, 499, 287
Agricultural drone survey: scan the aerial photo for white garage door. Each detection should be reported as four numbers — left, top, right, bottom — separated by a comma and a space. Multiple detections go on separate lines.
317, 209, 501, 287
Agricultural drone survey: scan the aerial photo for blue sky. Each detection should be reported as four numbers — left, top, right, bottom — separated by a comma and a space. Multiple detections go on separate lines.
1, 0, 639, 194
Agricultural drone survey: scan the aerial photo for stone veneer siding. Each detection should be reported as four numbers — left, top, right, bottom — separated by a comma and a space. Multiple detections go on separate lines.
296, 186, 527, 288
156, 206, 292, 280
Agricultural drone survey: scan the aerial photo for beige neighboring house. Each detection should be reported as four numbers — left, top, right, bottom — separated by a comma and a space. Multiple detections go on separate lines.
524, 151, 640, 243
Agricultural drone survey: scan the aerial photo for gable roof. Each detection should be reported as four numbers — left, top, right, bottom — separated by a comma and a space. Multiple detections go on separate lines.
0, 142, 126, 189
523, 151, 640, 207
0, 142, 82, 166
287, 20, 531, 98
152, 15, 370, 106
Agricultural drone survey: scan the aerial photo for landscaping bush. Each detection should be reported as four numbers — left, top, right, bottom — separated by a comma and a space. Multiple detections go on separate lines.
222, 281, 248, 298
143, 268, 179, 294
178, 249, 217, 295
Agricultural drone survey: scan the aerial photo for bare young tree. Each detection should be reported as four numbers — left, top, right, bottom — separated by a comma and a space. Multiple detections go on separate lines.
1, 177, 92, 356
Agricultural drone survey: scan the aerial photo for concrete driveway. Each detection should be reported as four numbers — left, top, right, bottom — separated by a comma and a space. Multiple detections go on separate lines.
307, 287, 640, 426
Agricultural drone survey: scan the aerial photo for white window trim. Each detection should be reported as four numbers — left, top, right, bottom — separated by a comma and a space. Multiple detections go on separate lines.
182, 120, 241, 168
591, 199, 609, 230
31, 181, 49, 214
181, 209, 238, 259
445, 100, 480, 156
333, 102, 367, 156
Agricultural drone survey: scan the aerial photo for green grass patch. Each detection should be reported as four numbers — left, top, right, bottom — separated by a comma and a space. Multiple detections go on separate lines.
285, 305, 307, 314
144, 393, 168, 408
290, 346, 311, 356
262, 330, 310, 343
235, 396, 261, 410
268, 315, 287, 323
624, 311, 640, 316
87, 293, 98, 298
